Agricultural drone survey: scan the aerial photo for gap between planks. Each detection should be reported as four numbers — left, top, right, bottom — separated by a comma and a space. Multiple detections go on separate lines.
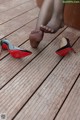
0, 0, 32, 13
0, 28, 80, 120
55, 75, 80, 120
0, 26, 67, 88
0, 7, 39, 39
0, 1, 36, 25
12, 39, 80, 120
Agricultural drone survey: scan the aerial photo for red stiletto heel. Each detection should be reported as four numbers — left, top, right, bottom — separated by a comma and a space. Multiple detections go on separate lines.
55, 37, 76, 57
1, 39, 32, 58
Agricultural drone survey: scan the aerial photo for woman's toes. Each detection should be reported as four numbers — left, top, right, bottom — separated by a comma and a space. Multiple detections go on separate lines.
43, 26, 46, 29
45, 27, 53, 32
51, 29, 54, 33
40, 25, 45, 29
45, 27, 48, 30
40, 25, 43, 27
40, 25, 55, 33
48, 28, 51, 31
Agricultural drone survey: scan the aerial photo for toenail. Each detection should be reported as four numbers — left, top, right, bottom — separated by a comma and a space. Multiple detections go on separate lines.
43, 26, 46, 28
41, 25, 43, 27
51, 30, 54, 32
46, 28, 48, 30
48, 29, 51, 31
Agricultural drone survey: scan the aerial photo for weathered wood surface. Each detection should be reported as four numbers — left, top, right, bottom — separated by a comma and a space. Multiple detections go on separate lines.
13, 39, 80, 120
0, 0, 80, 120
55, 76, 80, 120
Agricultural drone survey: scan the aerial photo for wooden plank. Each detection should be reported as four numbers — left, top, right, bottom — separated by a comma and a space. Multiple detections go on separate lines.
73, 36, 80, 53
13, 39, 80, 120
0, 26, 79, 59
0, 0, 31, 13
0, 26, 66, 88
0, 7, 39, 38
0, 0, 11, 4
55, 76, 80, 120
0, 28, 80, 120
0, 0, 36, 24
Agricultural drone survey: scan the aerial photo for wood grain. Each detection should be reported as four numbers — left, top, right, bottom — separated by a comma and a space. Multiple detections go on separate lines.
0, 0, 36, 24
0, 29, 80, 120
55, 76, 80, 120
0, 1, 80, 120
13, 39, 80, 120
0, 7, 39, 38
0, 0, 31, 13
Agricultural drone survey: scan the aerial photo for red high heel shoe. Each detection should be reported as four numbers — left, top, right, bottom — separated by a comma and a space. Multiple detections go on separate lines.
1, 39, 32, 58
55, 37, 76, 57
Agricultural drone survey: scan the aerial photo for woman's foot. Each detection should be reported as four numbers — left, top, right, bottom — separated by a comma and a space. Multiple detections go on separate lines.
29, 30, 44, 48
40, 15, 64, 33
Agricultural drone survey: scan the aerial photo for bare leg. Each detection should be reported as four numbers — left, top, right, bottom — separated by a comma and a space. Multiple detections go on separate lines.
36, 0, 53, 29
41, 0, 64, 33
29, 0, 53, 48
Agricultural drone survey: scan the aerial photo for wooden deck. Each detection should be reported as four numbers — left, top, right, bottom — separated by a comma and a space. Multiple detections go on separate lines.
0, 0, 80, 120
